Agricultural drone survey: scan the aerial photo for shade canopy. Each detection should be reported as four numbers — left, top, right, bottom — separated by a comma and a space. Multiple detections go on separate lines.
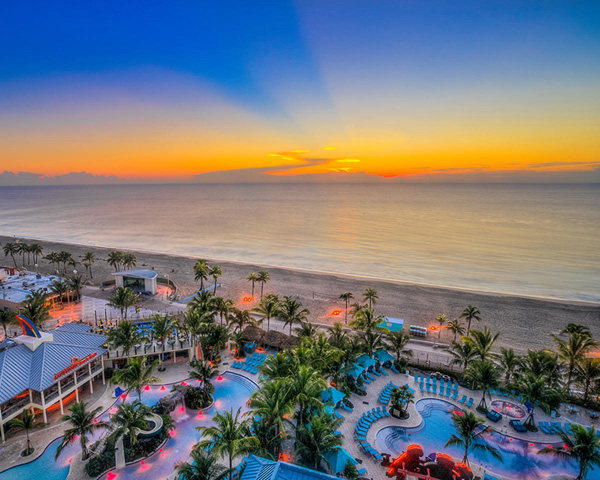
325, 447, 358, 474
346, 363, 365, 379
321, 386, 346, 406
357, 353, 377, 369
374, 349, 395, 363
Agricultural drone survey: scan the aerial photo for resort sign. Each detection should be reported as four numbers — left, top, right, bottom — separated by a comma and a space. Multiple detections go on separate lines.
53, 352, 97, 381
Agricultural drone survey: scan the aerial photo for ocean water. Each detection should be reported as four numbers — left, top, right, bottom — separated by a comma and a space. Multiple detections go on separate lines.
0, 183, 598, 302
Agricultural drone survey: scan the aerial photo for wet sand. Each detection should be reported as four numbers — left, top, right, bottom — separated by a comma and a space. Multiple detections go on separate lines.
2, 235, 598, 352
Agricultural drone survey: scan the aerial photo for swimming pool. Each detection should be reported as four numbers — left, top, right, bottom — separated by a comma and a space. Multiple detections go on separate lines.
375, 398, 594, 480
0, 372, 257, 480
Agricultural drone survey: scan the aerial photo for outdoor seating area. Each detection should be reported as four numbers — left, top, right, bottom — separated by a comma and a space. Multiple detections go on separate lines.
509, 419, 528, 433
486, 410, 502, 422
377, 381, 400, 404
231, 352, 268, 374
354, 407, 390, 462
416, 374, 461, 401
489, 387, 522, 402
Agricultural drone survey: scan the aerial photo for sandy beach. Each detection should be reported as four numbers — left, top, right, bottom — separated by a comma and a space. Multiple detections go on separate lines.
2, 234, 598, 353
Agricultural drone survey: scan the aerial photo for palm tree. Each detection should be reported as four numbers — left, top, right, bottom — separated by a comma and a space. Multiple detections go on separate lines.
246, 272, 258, 299
256, 270, 270, 299
56, 401, 107, 460
177, 449, 231, 480
253, 294, 279, 332
107, 251, 123, 271
107, 319, 143, 356
445, 341, 477, 372
68, 275, 84, 303
278, 296, 309, 335
291, 365, 327, 427
540, 424, 600, 479
196, 408, 259, 478
460, 305, 481, 335
338, 292, 354, 325
188, 290, 217, 316
386, 330, 413, 365
213, 296, 235, 325
190, 359, 218, 401
435, 314, 446, 339
16, 242, 27, 266
259, 354, 295, 381
184, 309, 209, 357
361, 330, 384, 356
3, 242, 19, 267
552, 332, 598, 391
561, 323, 592, 337
112, 356, 161, 402
58, 251, 72, 273
20, 290, 50, 327
112, 400, 153, 448
229, 308, 257, 333
194, 259, 210, 291
30, 243, 43, 264
209, 266, 222, 294
575, 357, 600, 402
151, 313, 177, 371
295, 321, 320, 340
9, 410, 41, 455
518, 349, 563, 389
328, 322, 347, 349
0, 309, 15, 339
82, 251, 96, 278
465, 360, 501, 410
514, 371, 562, 427
465, 327, 499, 361
499, 347, 519, 385
44, 252, 59, 270
107, 286, 139, 319
50, 278, 69, 306
122, 252, 137, 270
446, 319, 465, 342
445, 412, 502, 465
350, 307, 384, 334
389, 385, 415, 417
362, 288, 378, 309
296, 413, 342, 471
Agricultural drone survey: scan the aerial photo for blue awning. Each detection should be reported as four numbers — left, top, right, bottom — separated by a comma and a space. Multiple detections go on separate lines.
378, 317, 404, 332
357, 354, 377, 369
321, 386, 346, 406
325, 447, 358, 474
346, 363, 365, 379
374, 349, 395, 363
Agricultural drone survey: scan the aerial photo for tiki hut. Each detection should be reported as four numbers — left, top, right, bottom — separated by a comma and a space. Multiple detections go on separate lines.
261, 330, 288, 349
281, 335, 300, 350
241, 326, 267, 344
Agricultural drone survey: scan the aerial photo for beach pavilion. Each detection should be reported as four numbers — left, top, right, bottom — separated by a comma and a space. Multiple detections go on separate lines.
112, 269, 158, 294
0, 320, 107, 442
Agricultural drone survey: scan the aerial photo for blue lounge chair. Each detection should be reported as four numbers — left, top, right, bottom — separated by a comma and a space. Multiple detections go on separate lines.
381, 368, 389, 376
357, 468, 367, 476
391, 365, 400, 374
510, 419, 527, 433
451, 390, 458, 400
564, 424, 574, 435
465, 398, 474, 408
458, 395, 467, 404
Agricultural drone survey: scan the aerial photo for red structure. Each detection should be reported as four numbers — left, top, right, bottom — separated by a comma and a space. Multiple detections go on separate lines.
385, 445, 473, 480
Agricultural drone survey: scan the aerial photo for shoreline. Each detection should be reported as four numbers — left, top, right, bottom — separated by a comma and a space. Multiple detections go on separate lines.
6, 234, 598, 307
2, 234, 599, 353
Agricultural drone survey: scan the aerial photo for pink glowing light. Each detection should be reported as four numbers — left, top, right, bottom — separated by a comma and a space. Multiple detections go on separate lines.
93, 419, 98, 423
160, 385, 166, 391
181, 381, 188, 386
217, 375, 223, 381
144, 385, 150, 391
169, 429, 175, 437
121, 393, 127, 399
179, 406, 185, 413
107, 473, 118, 480
67, 456, 73, 464
110, 407, 117, 414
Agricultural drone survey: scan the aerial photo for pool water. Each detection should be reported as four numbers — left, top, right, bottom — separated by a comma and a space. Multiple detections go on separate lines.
0, 372, 257, 480
376, 399, 594, 480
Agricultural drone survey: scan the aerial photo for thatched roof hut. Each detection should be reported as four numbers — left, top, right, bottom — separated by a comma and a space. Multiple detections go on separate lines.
281, 335, 300, 350
261, 330, 288, 349
242, 326, 266, 343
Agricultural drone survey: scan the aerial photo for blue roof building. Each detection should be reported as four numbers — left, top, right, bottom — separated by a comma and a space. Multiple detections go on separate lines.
0, 323, 107, 443
112, 269, 158, 294
241, 455, 340, 480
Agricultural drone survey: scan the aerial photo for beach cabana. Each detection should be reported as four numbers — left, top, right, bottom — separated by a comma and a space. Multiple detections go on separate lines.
261, 330, 288, 349
378, 317, 404, 332
325, 447, 358, 474
357, 353, 377, 370
242, 326, 266, 344
321, 386, 346, 406
374, 349, 395, 364
281, 335, 300, 350
346, 363, 365, 379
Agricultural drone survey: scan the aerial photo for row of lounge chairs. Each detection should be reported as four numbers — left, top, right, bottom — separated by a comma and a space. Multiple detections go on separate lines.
489, 387, 522, 402
539, 421, 575, 436
231, 353, 268, 374
377, 381, 400, 404
354, 407, 389, 461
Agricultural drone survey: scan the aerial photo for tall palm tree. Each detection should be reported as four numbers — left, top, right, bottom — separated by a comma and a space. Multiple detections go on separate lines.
112, 400, 153, 448
50, 278, 69, 306
229, 308, 257, 333
259, 353, 295, 381
121, 252, 137, 270
188, 290, 217, 316
460, 305, 481, 335
256, 270, 270, 299
350, 307, 384, 334
518, 349, 563, 389
465, 327, 499, 361
446, 319, 465, 342
190, 359, 218, 401
386, 330, 413, 363
82, 251, 96, 278
30, 243, 43, 264
213, 296, 235, 325
0, 309, 16, 339
253, 294, 279, 332
16, 242, 27, 266
552, 332, 598, 391
278, 296, 310, 335
107, 319, 143, 356
107, 251, 123, 271
435, 314, 446, 339
499, 347, 519, 385
296, 413, 342, 471
295, 321, 320, 340
561, 323, 592, 337
209, 265, 222, 294
107, 286, 139, 319
20, 290, 51, 327
445, 412, 502, 465
177, 449, 231, 480
328, 322, 347, 349
246, 272, 258, 299
196, 408, 259, 478
337, 292, 354, 326
56, 401, 107, 460
184, 309, 210, 357
3, 242, 19, 267
44, 252, 59, 270
445, 341, 477, 372
58, 251, 72, 273
194, 259, 210, 291
361, 330, 384, 357
68, 275, 84, 303
514, 371, 562, 427
9, 410, 41, 455
575, 357, 600, 402
112, 356, 161, 402
465, 360, 501, 410
291, 365, 328, 427
150, 313, 177, 370
362, 288, 378, 309
540, 424, 600, 480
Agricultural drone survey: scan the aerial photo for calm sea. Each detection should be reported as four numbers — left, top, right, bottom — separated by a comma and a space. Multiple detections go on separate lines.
0, 184, 598, 302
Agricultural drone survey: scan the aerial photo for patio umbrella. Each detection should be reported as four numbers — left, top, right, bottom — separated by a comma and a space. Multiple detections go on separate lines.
325, 447, 358, 474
